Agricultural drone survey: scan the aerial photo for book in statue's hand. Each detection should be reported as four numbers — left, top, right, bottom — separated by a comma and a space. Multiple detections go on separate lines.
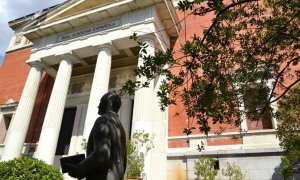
60, 154, 85, 173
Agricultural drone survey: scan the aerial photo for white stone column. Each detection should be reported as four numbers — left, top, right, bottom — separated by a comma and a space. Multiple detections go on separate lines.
1, 64, 42, 161
83, 45, 112, 139
131, 36, 155, 133
34, 59, 72, 164
131, 36, 155, 180
68, 104, 88, 155
233, 82, 248, 132
267, 78, 278, 129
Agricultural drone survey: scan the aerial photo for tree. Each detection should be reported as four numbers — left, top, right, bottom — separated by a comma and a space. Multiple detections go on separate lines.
276, 83, 300, 178
121, 0, 300, 135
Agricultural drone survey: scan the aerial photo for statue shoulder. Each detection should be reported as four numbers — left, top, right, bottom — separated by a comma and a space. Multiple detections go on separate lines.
95, 113, 113, 125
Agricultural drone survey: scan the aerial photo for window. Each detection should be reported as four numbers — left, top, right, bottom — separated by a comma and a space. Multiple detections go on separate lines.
0, 114, 13, 144
242, 83, 273, 130
214, 160, 220, 170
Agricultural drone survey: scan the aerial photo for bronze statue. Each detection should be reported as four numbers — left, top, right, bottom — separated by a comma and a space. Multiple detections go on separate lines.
63, 92, 127, 180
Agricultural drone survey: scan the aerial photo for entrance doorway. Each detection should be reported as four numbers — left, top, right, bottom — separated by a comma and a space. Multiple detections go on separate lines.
55, 107, 77, 155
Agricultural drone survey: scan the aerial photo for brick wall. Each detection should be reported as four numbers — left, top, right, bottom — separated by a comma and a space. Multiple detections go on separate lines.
0, 48, 31, 104
168, 10, 241, 146
207, 137, 243, 146
0, 48, 55, 143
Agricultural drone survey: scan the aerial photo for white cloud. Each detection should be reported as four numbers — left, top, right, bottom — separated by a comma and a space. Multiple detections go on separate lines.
0, 0, 65, 66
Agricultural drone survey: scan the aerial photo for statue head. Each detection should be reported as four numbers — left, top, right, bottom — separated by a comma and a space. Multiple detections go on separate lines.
98, 92, 121, 115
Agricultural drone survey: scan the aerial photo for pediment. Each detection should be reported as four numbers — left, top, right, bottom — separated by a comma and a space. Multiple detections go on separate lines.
44, 0, 115, 23
21, 0, 180, 40
18, 0, 117, 32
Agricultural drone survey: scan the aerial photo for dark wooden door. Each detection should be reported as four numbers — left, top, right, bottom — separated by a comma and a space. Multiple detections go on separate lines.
56, 107, 77, 155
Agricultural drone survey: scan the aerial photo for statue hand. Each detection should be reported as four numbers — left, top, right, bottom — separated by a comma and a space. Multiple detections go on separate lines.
64, 163, 83, 179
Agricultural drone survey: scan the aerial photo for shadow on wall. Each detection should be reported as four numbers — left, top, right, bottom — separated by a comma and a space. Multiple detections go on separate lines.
273, 162, 300, 180
272, 164, 284, 180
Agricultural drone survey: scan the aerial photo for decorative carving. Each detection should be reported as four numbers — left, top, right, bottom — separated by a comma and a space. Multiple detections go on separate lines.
68, 67, 136, 95
71, 82, 85, 94
109, 77, 117, 89
68, 76, 93, 95
14, 35, 22, 46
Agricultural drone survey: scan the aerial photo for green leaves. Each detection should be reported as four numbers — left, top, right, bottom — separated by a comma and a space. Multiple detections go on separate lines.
222, 162, 246, 180
126, 131, 154, 178
276, 83, 300, 178
0, 157, 63, 180
121, 0, 300, 136
194, 157, 218, 180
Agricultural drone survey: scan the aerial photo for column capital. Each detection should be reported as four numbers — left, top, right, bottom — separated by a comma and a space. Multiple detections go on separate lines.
56, 53, 76, 64
137, 34, 155, 44
28, 61, 44, 71
98, 43, 112, 51
96, 42, 119, 55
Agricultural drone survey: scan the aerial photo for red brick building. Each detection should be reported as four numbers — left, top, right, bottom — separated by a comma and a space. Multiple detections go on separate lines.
0, 1, 284, 179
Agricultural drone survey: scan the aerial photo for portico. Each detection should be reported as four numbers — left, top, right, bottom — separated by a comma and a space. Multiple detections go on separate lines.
1, 0, 180, 179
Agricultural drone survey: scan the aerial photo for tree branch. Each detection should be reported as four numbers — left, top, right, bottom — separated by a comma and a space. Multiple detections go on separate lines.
200, 0, 259, 46
267, 56, 300, 104
271, 78, 300, 104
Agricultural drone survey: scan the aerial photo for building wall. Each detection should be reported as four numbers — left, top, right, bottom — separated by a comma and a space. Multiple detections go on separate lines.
168, 9, 241, 147
0, 48, 31, 104
167, 153, 283, 180
166, 3, 288, 180
168, 5, 289, 148
0, 49, 55, 156
0, 1, 293, 179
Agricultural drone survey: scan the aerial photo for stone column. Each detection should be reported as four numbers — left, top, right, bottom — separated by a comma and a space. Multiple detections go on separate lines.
131, 36, 155, 134
83, 45, 112, 139
131, 36, 155, 180
267, 79, 278, 129
239, 98, 248, 132
233, 82, 248, 132
68, 104, 88, 155
34, 59, 72, 164
1, 64, 42, 161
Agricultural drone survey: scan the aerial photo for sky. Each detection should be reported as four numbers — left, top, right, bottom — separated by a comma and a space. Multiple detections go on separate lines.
0, 0, 65, 67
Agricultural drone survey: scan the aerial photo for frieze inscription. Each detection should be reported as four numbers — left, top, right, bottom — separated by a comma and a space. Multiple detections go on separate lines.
57, 18, 121, 43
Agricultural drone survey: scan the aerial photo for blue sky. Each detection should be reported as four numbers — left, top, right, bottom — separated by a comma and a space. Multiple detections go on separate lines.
0, 0, 65, 67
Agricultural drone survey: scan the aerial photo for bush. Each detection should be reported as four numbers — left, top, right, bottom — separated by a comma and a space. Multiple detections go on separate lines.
0, 156, 63, 180
194, 157, 218, 180
222, 162, 246, 180
126, 131, 154, 178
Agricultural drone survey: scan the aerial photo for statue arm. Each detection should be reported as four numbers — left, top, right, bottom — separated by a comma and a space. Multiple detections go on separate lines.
76, 118, 112, 177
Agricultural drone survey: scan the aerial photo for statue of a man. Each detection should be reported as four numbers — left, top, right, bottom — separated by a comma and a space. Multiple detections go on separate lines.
65, 92, 127, 180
